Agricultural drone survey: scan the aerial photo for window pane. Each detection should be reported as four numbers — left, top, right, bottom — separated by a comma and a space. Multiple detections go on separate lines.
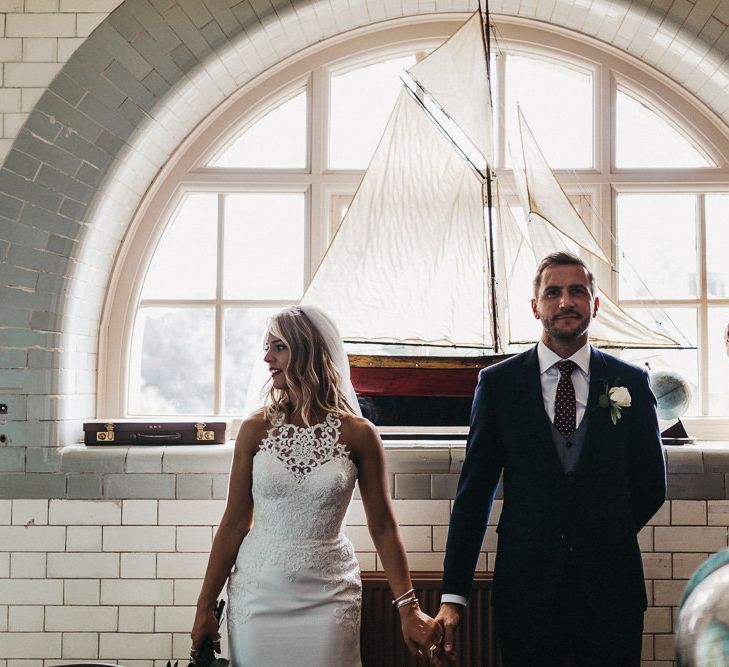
706, 195, 729, 298
615, 89, 711, 168
223, 193, 305, 299
142, 194, 218, 300
330, 193, 353, 236
224, 307, 278, 415
708, 308, 729, 416
504, 54, 592, 169
129, 307, 215, 414
616, 194, 697, 299
329, 55, 416, 169
621, 307, 699, 416
209, 90, 307, 168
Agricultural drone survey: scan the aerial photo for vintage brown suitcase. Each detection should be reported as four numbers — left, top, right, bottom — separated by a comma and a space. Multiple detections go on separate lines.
83, 421, 227, 446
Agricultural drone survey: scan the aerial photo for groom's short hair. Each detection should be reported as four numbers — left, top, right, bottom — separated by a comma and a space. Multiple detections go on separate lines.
533, 251, 596, 298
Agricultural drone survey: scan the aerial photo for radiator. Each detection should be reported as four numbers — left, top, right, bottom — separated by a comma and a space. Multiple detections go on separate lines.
361, 571, 499, 666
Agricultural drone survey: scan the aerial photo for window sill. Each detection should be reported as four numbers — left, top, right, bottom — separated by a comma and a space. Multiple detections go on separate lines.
61, 439, 729, 475
674, 417, 729, 441
59, 439, 467, 475
54, 440, 729, 501
60, 442, 236, 474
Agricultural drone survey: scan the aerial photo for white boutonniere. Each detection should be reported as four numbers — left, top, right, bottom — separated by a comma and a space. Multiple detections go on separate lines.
598, 383, 631, 425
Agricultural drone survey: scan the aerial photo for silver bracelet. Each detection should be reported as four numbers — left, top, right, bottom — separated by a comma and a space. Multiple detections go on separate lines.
395, 595, 419, 610
392, 588, 415, 606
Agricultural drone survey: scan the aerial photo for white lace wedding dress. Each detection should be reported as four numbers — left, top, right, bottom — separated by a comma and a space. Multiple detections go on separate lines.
227, 412, 362, 666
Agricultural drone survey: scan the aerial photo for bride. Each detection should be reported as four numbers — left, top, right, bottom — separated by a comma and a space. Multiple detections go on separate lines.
190, 305, 443, 666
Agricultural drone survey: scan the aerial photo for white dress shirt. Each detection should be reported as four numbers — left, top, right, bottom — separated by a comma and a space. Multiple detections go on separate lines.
441, 342, 592, 608
537, 340, 591, 428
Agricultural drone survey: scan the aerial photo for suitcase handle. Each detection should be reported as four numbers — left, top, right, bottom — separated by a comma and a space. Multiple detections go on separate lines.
136, 432, 182, 440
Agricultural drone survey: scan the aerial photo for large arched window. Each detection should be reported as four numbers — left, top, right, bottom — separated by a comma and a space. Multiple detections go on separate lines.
101, 17, 729, 432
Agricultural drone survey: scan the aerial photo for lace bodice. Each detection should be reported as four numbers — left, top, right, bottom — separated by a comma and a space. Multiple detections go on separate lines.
251, 412, 357, 541
228, 411, 361, 634
259, 411, 354, 482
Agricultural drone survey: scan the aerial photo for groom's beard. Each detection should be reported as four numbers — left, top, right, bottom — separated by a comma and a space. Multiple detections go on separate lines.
541, 309, 591, 342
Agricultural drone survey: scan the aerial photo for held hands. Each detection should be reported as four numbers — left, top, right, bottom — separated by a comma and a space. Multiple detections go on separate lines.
433, 602, 463, 663
398, 602, 444, 665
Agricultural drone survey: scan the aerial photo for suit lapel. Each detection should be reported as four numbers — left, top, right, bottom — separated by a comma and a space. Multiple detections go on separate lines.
518, 347, 551, 432
587, 347, 609, 429
577, 347, 609, 473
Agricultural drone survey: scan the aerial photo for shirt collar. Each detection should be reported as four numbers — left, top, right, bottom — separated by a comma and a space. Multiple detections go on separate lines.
537, 340, 591, 376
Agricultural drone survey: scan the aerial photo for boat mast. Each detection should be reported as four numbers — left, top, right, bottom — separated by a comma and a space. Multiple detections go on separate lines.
480, 1, 500, 353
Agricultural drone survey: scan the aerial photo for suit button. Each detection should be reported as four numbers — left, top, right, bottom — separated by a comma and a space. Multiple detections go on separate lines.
565, 441, 574, 448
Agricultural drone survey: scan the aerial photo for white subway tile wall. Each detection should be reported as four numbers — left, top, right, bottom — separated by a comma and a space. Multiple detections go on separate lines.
1, 489, 728, 665
2, 442, 728, 664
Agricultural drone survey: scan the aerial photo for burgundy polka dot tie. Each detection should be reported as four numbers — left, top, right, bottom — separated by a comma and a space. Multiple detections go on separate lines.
554, 360, 578, 438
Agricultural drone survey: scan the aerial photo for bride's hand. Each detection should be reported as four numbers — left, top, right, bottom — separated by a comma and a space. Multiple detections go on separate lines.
398, 603, 444, 665
190, 606, 221, 659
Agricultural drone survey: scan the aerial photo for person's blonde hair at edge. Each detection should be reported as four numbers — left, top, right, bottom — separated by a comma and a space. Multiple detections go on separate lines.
264, 307, 358, 427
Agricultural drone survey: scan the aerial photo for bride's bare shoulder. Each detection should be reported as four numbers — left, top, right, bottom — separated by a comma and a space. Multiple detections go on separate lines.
235, 410, 272, 451
339, 414, 381, 454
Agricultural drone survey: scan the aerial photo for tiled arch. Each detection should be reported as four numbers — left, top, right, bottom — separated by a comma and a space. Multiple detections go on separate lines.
1, 0, 729, 467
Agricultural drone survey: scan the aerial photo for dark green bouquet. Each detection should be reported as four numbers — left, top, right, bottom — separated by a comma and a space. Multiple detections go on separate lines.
186, 599, 230, 667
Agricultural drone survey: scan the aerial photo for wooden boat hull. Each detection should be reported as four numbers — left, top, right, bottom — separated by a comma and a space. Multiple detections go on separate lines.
348, 354, 511, 426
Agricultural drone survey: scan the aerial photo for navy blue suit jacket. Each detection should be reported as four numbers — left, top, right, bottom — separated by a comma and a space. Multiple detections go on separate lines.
442, 345, 666, 617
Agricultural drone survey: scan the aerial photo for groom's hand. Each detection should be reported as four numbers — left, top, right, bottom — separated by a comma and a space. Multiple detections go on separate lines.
434, 602, 462, 662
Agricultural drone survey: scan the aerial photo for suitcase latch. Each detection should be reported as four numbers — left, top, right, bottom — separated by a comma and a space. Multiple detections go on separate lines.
97, 423, 115, 442
196, 422, 215, 441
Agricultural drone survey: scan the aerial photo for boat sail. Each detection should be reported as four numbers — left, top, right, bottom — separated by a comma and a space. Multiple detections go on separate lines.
299, 7, 681, 422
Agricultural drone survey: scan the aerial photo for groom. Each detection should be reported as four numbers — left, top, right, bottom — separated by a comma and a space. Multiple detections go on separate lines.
435, 252, 666, 666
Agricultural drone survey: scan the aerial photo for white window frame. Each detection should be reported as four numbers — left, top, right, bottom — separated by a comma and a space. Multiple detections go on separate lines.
99, 16, 729, 437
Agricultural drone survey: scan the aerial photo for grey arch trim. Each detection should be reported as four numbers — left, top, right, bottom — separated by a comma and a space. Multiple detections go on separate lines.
0, 0, 728, 450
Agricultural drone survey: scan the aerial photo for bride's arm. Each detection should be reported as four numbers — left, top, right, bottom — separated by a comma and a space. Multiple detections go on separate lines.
190, 414, 262, 652
352, 418, 443, 661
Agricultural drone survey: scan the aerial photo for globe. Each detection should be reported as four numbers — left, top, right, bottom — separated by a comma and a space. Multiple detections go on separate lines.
675, 548, 729, 666
649, 369, 692, 420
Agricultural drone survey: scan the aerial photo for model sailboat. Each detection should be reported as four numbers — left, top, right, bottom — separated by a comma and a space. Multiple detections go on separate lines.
300, 9, 679, 425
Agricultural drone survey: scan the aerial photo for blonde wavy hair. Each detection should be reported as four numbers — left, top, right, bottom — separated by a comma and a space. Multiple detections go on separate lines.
263, 307, 358, 426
